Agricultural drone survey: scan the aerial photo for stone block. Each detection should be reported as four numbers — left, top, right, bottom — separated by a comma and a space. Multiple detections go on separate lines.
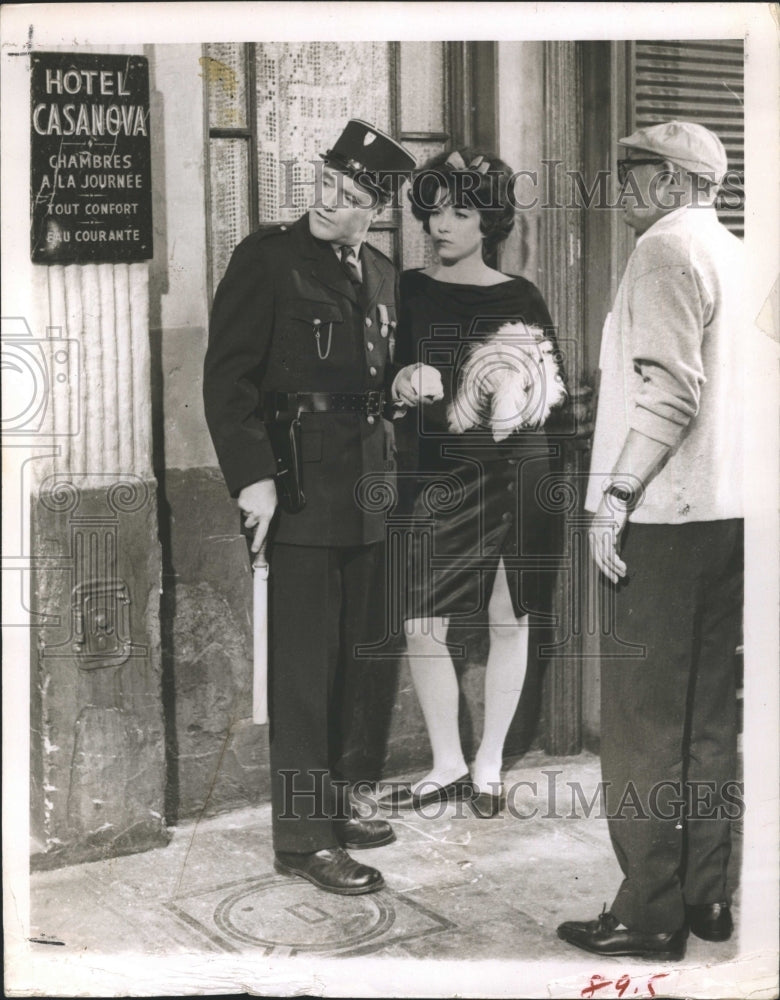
67, 706, 166, 844
160, 469, 265, 821
30, 477, 167, 868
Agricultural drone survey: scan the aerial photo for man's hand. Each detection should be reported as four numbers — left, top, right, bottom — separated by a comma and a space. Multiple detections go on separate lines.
588, 432, 670, 583
238, 478, 278, 566
393, 363, 444, 407
589, 495, 629, 584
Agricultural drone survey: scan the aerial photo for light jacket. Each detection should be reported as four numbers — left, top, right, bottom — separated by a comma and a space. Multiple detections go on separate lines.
585, 205, 745, 522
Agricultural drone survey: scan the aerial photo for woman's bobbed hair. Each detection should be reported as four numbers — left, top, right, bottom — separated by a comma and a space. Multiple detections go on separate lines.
408, 148, 516, 254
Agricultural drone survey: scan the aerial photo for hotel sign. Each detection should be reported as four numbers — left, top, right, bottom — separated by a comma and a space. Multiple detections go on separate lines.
30, 52, 153, 264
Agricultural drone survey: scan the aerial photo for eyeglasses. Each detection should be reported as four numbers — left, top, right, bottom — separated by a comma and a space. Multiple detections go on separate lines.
616, 158, 666, 184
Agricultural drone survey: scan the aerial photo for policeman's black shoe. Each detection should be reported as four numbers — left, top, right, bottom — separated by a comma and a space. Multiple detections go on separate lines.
377, 774, 474, 811
556, 908, 688, 960
274, 847, 385, 895
686, 902, 733, 942
334, 816, 396, 850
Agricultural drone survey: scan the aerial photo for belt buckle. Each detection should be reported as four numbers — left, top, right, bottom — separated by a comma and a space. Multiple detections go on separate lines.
365, 390, 382, 418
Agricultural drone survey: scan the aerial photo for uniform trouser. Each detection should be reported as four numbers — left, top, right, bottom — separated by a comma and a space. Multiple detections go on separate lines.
600, 519, 743, 933
268, 540, 385, 854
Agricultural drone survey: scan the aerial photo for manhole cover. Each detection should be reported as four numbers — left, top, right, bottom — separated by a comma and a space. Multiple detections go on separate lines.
213, 881, 394, 950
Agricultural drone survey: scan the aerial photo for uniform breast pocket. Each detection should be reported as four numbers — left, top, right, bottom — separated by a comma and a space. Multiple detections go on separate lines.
285, 300, 345, 365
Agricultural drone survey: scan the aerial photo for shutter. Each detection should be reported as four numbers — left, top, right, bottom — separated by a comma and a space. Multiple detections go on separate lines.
633, 40, 744, 237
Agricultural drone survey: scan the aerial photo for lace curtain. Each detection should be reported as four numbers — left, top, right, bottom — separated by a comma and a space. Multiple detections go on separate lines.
255, 42, 391, 221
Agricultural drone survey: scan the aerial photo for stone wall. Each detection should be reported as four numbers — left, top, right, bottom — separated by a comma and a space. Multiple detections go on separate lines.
30, 478, 167, 868
26, 255, 168, 869
159, 467, 265, 822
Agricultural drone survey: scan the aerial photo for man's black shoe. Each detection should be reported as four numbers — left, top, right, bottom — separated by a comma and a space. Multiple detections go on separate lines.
557, 908, 687, 960
274, 847, 384, 895
686, 902, 733, 942
335, 816, 396, 850
377, 774, 474, 811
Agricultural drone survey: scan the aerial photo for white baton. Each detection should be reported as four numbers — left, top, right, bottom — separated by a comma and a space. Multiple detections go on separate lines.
252, 560, 270, 725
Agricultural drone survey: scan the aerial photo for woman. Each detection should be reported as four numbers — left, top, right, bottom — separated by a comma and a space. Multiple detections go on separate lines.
380, 148, 565, 817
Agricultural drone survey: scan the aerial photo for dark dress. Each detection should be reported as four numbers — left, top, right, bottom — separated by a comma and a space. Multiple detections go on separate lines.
394, 268, 565, 624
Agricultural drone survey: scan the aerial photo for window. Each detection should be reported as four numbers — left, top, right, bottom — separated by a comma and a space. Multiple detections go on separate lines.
203, 41, 454, 298
202, 43, 257, 297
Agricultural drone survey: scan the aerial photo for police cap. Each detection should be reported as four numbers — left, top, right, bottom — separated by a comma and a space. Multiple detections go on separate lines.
322, 119, 416, 197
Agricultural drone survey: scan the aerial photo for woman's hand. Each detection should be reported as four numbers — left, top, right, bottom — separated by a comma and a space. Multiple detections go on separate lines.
392, 363, 444, 407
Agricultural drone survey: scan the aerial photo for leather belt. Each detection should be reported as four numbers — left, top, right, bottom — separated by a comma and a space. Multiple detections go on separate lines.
265, 390, 385, 419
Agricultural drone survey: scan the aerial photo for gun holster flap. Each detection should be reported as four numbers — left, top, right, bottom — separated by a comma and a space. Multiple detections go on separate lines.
268, 417, 306, 514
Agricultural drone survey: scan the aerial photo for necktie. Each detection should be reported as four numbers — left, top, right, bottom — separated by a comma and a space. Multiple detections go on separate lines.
339, 244, 362, 286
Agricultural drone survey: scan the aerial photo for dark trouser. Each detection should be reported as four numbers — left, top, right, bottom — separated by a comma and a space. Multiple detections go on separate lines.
600, 519, 743, 933
268, 540, 385, 853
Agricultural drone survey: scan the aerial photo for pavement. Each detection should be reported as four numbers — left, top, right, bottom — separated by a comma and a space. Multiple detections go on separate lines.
15, 749, 764, 999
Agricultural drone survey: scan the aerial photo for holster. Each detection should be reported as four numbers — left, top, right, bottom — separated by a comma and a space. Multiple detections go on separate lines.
266, 413, 306, 514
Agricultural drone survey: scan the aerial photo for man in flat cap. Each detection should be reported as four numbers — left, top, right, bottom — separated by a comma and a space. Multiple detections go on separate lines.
203, 120, 416, 894
558, 121, 744, 957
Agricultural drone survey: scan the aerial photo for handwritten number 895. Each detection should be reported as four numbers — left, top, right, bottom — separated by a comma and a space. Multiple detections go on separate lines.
581, 972, 669, 998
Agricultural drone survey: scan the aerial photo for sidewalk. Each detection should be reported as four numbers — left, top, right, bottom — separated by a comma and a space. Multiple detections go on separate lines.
21, 750, 749, 997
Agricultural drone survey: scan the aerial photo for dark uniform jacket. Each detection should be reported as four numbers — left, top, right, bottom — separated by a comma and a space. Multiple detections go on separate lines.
203, 214, 399, 547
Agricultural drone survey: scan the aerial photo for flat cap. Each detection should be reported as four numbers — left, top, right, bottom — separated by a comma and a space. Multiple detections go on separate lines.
322, 119, 416, 195
618, 120, 728, 183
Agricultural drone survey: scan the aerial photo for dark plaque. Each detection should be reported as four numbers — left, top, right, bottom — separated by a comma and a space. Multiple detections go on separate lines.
30, 52, 153, 264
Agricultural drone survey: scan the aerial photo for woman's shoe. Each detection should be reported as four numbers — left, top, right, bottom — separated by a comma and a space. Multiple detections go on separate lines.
412, 775, 474, 809
468, 785, 505, 818
377, 774, 473, 811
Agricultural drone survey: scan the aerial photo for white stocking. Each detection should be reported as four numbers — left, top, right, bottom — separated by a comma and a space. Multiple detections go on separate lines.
472, 559, 530, 793
405, 618, 468, 793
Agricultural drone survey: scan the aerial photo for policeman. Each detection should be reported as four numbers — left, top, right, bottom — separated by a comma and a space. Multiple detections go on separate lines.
203, 120, 416, 894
